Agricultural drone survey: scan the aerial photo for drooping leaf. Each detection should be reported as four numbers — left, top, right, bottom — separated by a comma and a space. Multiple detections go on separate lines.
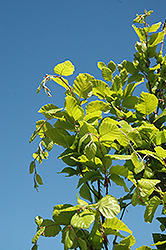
84, 142, 97, 160
36, 174, 43, 185
110, 174, 129, 192
41, 137, 53, 151
32, 227, 45, 244
109, 165, 136, 186
29, 161, 35, 174
54, 60, 75, 76
79, 183, 93, 203
144, 196, 161, 223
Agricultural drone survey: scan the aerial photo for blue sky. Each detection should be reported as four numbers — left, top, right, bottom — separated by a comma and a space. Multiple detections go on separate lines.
1, 0, 166, 249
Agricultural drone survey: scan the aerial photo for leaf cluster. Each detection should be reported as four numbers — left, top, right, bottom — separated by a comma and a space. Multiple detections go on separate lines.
29, 10, 166, 250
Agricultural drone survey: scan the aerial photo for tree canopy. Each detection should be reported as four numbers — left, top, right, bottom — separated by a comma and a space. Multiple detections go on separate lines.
29, 10, 166, 250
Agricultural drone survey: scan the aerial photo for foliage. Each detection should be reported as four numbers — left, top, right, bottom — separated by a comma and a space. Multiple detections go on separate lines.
29, 10, 166, 250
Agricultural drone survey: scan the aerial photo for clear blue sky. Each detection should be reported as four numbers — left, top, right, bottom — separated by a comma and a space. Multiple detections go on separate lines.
1, 0, 166, 249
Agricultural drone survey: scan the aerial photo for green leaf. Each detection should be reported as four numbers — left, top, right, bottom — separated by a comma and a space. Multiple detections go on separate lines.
86, 100, 110, 114
99, 117, 120, 142
29, 161, 35, 174
77, 170, 102, 188
109, 165, 136, 186
148, 30, 165, 47
155, 130, 166, 145
35, 216, 43, 227
135, 91, 158, 115
36, 174, 43, 185
77, 194, 88, 206
102, 67, 113, 81
52, 204, 78, 225
73, 73, 93, 99
107, 61, 116, 73
46, 127, 74, 148
138, 179, 161, 197
58, 166, 78, 177
32, 227, 45, 244
79, 183, 92, 203
110, 174, 129, 192
114, 235, 136, 249
84, 142, 97, 160
65, 95, 84, 121
132, 25, 146, 42
136, 246, 152, 250
92, 79, 109, 99
155, 146, 166, 158
97, 61, 106, 70
97, 195, 120, 219
29, 125, 43, 143
144, 196, 161, 223
71, 210, 95, 229
31, 244, 38, 250
145, 22, 161, 33
152, 233, 166, 248
41, 137, 53, 151
38, 104, 63, 119
40, 219, 61, 237
103, 217, 132, 234
50, 76, 71, 90
122, 96, 138, 109
123, 82, 142, 98
154, 109, 166, 128
64, 228, 75, 250
54, 60, 75, 76
78, 238, 87, 250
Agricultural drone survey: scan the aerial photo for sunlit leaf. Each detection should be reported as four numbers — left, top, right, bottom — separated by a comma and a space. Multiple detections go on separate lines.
54, 60, 75, 76
135, 91, 158, 115
99, 117, 120, 142
102, 67, 113, 81
73, 73, 93, 99
103, 217, 132, 234
65, 95, 84, 121
32, 227, 45, 244
71, 210, 95, 229
97, 61, 106, 70
97, 195, 120, 219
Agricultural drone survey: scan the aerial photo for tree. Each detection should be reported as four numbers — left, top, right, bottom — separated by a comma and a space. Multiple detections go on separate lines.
29, 10, 166, 250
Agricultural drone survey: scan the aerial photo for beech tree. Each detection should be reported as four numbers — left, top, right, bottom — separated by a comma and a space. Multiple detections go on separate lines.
29, 10, 166, 250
